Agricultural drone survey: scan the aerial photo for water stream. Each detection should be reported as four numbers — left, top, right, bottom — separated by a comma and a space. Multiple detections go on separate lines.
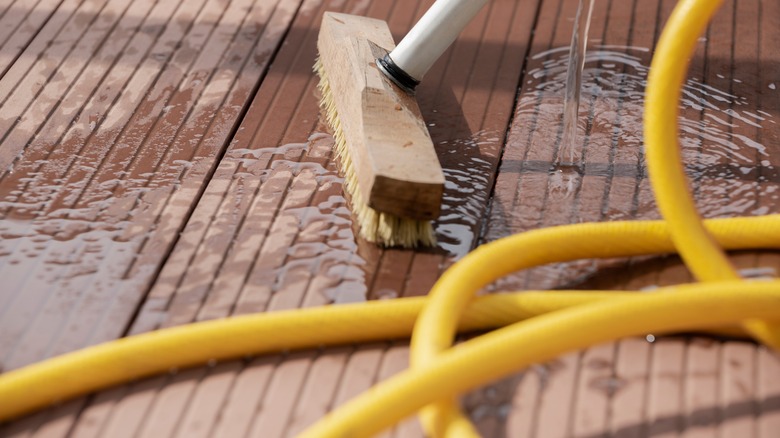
559, 0, 596, 167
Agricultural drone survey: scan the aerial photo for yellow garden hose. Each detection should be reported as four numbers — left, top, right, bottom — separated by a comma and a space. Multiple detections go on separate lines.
0, 217, 776, 423
644, 0, 733, 281
402, 0, 780, 436
1, 0, 778, 437
0, 289, 626, 421
298, 282, 780, 438
642, 0, 780, 349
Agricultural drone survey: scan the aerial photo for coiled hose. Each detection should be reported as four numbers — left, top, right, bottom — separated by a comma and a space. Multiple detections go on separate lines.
0, 0, 778, 437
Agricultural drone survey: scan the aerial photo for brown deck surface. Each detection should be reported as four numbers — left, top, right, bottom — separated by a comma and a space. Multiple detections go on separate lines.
1, 0, 779, 436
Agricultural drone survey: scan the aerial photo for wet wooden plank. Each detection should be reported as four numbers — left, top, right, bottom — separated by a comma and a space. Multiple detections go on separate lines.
505, 368, 542, 437
0, 0, 160, 369
534, 352, 582, 437
66, 387, 129, 438
94, 375, 169, 438
0, 0, 80, 98
0, 0, 303, 434
720, 342, 758, 436
126, 0, 357, 334
646, 339, 686, 437
758, 347, 780, 437
53, 0, 538, 434
571, 343, 617, 436
0, 0, 111, 166
0, 0, 301, 374
245, 351, 315, 438
486, 0, 780, 436
208, 357, 278, 437
377, 344, 425, 438
610, 337, 652, 438
682, 338, 720, 438
171, 361, 243, 438
61, 0, 536, 436
0, 0, 64, 78
463, 374, 524, 437
2, 0, 780, 436
754, 0, 780, 293
284, 347, 351, 436
134, 367, 209, 438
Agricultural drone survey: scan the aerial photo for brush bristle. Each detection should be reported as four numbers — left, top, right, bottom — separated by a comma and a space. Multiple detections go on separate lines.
314, 57, 436, 248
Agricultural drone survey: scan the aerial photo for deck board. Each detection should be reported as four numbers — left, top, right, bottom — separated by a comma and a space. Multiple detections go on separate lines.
0, 0, 64, 78
1, 0, 780, 436
0, 0, 299, 373
115, 0, 539, 435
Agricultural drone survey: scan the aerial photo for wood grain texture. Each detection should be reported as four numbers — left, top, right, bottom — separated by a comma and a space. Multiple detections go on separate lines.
1, 0, 780, 436
0, 0, 300, 374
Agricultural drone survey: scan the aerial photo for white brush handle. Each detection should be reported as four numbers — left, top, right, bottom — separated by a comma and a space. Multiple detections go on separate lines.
390, 0, 489, 82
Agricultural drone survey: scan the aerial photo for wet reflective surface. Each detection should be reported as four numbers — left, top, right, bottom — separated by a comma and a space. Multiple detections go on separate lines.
2, 0, 780, 436
514, 45, 778, 217
489, 33, 778, 289
0, 0, 302, 369
2, 1, 778, 337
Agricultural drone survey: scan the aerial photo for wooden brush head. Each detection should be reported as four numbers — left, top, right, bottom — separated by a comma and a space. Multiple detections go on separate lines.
316, 12, 445, 222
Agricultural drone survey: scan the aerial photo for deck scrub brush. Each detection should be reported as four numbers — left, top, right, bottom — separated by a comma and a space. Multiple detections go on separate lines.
314, 1, 487, 248
314, 57, 436, 247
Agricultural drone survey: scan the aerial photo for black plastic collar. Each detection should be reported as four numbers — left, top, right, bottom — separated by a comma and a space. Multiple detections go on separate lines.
376, 54, 419, 94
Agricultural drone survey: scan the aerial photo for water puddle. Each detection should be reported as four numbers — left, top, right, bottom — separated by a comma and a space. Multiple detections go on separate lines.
0, 170, 171, 282
224, 121, 507, 306
435, 130, 502, 258
225, 132, 370, 307
493, 34, 776, 290
218, 120, 509, 306
513, 44, 776, 225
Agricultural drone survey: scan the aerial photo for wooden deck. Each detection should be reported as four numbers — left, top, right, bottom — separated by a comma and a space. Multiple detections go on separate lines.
1, 0, 779, 436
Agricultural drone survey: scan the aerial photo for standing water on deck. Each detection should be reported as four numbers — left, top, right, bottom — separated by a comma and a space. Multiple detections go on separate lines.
493, 42, 777, 289
513, 46, 778, 223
